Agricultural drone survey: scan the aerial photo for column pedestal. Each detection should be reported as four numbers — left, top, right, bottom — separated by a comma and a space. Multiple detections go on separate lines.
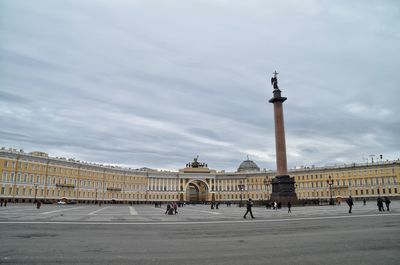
270, 175, 297, 204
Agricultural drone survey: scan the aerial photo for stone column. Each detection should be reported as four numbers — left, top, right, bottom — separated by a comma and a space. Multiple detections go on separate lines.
268, 72, 297, 203
273, 100, 288, 176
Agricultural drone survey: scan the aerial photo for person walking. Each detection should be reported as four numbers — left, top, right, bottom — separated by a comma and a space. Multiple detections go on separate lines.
172, 202, 178, 214
363, 198, 366, 206
36, 200, 41, 209
165, 203, 172, 215
287, 201, 292, 213
346, 195, 354, 214
377, 196, 384, 212
384, 196, 391, 211
243, 198, 255, 219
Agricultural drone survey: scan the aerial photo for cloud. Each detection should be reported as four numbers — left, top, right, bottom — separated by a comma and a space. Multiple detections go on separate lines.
0, 0, 399, 172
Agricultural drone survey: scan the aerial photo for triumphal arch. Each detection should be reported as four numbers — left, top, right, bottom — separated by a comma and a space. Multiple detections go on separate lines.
178, 157, 216, 202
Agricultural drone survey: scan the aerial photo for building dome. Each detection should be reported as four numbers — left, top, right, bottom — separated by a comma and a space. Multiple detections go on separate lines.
237, 158, 260, 172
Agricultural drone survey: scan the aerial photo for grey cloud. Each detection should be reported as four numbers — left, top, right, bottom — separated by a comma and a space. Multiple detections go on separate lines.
1, 0, 399, 171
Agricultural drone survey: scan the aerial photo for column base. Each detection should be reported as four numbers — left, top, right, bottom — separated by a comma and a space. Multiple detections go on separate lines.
270, 175, 297, 203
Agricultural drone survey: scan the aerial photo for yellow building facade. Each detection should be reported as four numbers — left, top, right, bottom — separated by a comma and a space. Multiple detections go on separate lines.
1, 148, 399, 204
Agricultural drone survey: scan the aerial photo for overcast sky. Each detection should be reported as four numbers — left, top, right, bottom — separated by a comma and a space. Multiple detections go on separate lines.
0, 0, 399, 172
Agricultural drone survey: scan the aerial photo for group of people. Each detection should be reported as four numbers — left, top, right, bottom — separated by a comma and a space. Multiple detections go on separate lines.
210, 202, 220, 209
243, 199, 292, 218
165, 202, 178, 215
162, 196, 394, 218
346, 196, 391, 213
0, 199, 7, 207
377, 196, 391, 211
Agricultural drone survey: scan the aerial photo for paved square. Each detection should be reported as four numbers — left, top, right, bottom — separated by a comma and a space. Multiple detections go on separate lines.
1, 202, 399, 264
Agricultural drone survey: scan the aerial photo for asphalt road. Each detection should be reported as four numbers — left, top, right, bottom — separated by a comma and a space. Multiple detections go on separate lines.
0, 203, 399, 265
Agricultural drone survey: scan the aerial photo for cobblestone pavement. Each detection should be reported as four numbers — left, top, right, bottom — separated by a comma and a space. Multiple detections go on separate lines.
0, 202, 399, 265
1, 201, 398, 223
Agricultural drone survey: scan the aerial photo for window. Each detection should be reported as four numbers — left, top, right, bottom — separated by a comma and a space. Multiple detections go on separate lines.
2, 171, 7, 181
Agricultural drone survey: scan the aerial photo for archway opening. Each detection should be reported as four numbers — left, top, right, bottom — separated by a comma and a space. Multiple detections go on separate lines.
187, 183, 199, 202
186, 180, 209, 203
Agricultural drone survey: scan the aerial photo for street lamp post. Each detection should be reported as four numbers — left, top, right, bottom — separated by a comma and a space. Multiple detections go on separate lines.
327, 176, 334, 205
238, 181, 245, 207
34, 184, 38, 203
263, 177, 272, 202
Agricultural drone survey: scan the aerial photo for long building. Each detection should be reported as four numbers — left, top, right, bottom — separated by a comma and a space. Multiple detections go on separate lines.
0, 148, 399, 204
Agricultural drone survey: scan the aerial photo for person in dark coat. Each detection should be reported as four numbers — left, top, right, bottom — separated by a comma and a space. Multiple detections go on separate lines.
243, 198, 254, 219
384, 197, 391, 211
287, 201, 292, 213
377, 197, 384, 212
363, 198, 366, 206
165, 203, 171, 215
346, 196, 354, 214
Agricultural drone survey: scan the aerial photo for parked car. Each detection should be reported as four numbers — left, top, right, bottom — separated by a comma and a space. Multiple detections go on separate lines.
67, 200, 77, 205
57, 201, 66, 205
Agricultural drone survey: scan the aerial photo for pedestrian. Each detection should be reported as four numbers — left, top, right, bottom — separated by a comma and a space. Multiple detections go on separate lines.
273, 201, 277, 210
216, 202, 219, 209
384, 196, 391, 211
243, 198, 255, 219
165, 203, 171, 215
287, 201, 292, 213
36, 200, 41, 209
211, 202, 214, 209
346, 195, 354, 213
173, 202, 178, 214
363, 198, 366, 206
4, 200, 6, 207
377, 196, 384, 212
0, 199, 3, 207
